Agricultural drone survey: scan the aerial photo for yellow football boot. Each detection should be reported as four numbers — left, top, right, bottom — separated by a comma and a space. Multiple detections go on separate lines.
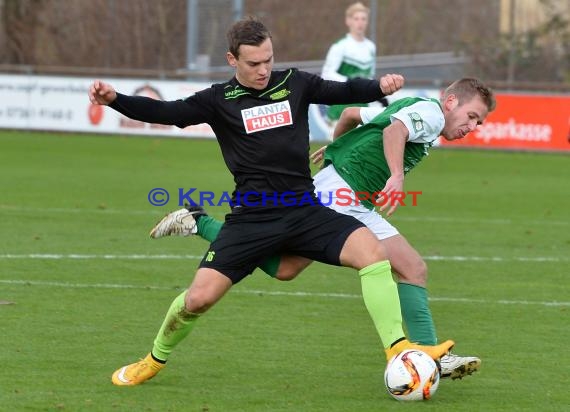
385, 339, 455, 363
111, 353, 165, 386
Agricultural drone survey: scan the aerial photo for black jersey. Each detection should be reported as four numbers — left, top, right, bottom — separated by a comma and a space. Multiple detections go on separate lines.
110, 69, 384, 206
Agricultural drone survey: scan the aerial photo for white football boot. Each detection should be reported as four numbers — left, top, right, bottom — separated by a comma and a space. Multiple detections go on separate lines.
150, 206, 206, 239
440, 353, 481, 380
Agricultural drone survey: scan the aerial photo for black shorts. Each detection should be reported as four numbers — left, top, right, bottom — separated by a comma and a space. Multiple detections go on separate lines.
198, 204, 365, 283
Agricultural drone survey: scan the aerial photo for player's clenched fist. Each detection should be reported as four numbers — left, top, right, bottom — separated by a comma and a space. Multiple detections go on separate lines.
88, 80, 117, 106
379, 74, 404, 96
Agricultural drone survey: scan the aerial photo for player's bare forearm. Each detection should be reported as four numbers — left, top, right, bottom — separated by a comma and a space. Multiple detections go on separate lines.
312, 106, 365, 166
333, 107, 362, 139
380, 121, 408, 216
310, 146, 327, 165
383, 120, 408, 179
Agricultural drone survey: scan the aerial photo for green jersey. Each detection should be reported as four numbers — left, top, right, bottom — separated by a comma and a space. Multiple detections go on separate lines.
322, 35, 376, 82
323, 97, 444, 210
322, 34, 376, 121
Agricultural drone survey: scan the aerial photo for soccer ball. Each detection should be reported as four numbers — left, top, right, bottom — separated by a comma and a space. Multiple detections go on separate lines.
384, 349, 440, 401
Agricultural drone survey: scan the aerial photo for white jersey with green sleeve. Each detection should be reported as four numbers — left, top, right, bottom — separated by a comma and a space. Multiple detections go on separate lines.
323, 97, 444, 210
321, 35, 376, 81
321, 34, 376, 120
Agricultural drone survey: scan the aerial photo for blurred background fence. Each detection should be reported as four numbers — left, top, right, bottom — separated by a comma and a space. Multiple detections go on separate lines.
1, 0, 569, 91
1, 0, 569, 149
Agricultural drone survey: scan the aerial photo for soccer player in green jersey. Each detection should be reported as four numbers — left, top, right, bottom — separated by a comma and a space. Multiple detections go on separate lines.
321, 2, 388, 122
152, 77, 496, 380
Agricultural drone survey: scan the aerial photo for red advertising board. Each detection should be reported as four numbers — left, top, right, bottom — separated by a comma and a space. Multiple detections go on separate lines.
440, 94, 570, 151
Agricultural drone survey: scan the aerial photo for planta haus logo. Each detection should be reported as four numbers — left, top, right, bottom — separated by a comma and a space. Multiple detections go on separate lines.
241, 101, 293, 133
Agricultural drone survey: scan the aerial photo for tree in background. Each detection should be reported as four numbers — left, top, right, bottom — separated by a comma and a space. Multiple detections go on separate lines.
1, 0, 568, 85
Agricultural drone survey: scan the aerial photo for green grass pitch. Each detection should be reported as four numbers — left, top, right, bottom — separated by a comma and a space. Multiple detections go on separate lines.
0, 130, 568, 411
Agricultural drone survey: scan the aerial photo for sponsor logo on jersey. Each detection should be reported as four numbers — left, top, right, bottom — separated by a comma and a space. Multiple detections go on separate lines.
241, 101, 293, 133
408, 112, 424, 132
224, 85, 250, 99
269, 89, 290, 100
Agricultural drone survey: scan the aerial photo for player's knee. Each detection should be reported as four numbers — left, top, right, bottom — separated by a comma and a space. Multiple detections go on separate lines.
184, 290, 215, 314
365, 241, 388, 265
415, 260, 428, 283
342, 239, 387, 269
397, 259, 428, 286
275, 272, 298, 281
275, 265, 299, 281
373, 242, 388, 260
273, 257, 307, 281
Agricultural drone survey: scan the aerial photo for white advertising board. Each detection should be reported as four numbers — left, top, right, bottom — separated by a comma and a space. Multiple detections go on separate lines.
0, 74, 215, 138
0, 74, 441, 142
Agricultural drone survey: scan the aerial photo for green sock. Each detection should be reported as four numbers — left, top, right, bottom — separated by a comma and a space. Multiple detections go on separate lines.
398, 283, 437, 345
151, 291, 200, 361
196, 215, 223, 242
359, 261, 405, 348
196, 215, 281, 277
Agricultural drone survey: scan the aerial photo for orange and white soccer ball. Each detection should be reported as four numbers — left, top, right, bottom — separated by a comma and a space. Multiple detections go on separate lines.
384, 349, 440, 401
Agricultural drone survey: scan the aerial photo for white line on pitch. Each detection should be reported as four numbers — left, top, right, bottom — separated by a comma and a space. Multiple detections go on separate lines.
0, 253, 203, 260
392, 215, 570, 226
0, 279, 568, 307
424, 255, 567, 262
0, 253, 566, 262
0, 205, 155, 215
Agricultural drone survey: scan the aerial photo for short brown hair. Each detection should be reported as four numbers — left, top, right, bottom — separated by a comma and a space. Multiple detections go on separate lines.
444, 78, 496, 112
346, 2, 370, 18
226, 17, 272, 59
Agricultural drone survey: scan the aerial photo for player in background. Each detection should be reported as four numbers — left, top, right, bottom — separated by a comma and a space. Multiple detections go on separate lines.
151, 77, 496, 380
321, 2, 388, 124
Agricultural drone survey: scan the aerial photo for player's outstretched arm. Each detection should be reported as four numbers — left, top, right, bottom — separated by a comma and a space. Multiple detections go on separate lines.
88, 81, 195, 126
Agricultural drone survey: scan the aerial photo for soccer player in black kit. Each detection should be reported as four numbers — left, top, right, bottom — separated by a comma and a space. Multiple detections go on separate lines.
88, 17, 454, 387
